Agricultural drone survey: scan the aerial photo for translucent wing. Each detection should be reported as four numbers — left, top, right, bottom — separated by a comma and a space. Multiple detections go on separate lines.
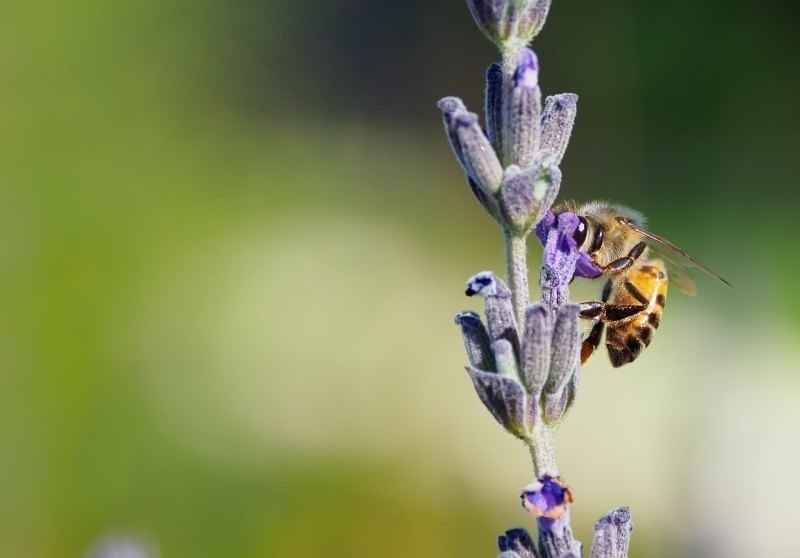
616, 217, 732, 295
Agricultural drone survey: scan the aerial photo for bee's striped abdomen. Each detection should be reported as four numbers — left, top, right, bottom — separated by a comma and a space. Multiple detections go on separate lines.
606, 262, 667, 368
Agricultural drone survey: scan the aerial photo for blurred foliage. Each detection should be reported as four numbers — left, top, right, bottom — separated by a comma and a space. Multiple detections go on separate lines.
0, 0, 798, 556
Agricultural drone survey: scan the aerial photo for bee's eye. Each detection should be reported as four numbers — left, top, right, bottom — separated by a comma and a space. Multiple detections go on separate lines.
590, 226, 605, 253
573, 217, 588, 248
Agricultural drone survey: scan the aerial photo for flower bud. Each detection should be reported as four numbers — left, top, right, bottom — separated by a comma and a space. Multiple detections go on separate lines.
493, 339, 520, 380
467, 0, 553, 48
521, 304, 550, 395
545, 303, 580, 395
590, 507, 634, 558
438, 97, 503, 195
466, 365, 528, 438
499, 161, 561, 234
456, 311, 496, 372
515, 0, 553, 43
485, 62, 504, 153
540, 93, 578, 165
504, 48, 541, 168
466, 272, 519, 353
498, 528, 537, 558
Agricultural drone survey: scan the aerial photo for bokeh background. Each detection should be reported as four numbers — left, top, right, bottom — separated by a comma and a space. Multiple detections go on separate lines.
2, 0, 799, 556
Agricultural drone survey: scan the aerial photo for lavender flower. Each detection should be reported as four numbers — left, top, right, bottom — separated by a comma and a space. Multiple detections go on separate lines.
517, 477, 582, 558
440, 0, 635, 556
521, 477, 573, 520
459, 272, 581, 475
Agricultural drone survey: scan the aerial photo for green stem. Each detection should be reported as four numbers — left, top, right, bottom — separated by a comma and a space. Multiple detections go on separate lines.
503, 229, 529, 328
527, 425, 558, 478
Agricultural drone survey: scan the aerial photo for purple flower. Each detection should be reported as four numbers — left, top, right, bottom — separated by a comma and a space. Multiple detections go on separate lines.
535, 211, 603, 284
514, 48, 539, 90
521, 476, 574, 519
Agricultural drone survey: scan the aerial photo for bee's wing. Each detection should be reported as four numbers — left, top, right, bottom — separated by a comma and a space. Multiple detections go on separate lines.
647, 246, 699, 296
616, 217, 732, 295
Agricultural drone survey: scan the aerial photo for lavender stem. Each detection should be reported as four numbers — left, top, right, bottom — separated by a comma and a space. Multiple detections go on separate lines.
503, 229, 530, 328
527, 424, 557, 478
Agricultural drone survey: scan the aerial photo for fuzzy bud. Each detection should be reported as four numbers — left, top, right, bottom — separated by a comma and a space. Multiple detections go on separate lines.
467, 0, 553, 48
504, 48, 541, 168
466, 272, 520, 354
485, 62, 504, 154
438, 97, 503, 195
467, 365, 528, 438
456, 311, 496, 372
499, 161, 561, 234
590, 507, 634, 558
540, 94, 578, 165
498, 528, 538, 558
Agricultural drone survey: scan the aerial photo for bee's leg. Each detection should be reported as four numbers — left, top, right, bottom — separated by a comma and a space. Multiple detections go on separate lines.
578, 280, 612, 319
579, 280, 612, 363
599, 241, 647, 275
603, 304, 646, 322
578, 279, 642, 323
581, 321, 604, 364
580, 302, 645, 322
578, 301, 604, 320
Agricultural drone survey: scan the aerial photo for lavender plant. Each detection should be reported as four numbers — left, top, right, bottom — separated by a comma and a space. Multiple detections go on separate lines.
438, 1, 633, 556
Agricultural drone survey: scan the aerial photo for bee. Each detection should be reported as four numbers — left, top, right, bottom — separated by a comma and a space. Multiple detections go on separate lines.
552, 200, 731, 368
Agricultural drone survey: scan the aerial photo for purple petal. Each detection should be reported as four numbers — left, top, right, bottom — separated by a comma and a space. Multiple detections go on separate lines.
522, 477, 573, 519
575, 252, 603, 279
536, 211, 603, 289
514, 49, 539, 89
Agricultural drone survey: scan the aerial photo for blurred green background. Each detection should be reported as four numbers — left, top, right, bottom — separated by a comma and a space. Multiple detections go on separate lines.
1, 0, 799, 556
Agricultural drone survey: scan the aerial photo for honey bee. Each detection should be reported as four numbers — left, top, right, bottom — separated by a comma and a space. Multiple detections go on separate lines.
552, 200, 731, 368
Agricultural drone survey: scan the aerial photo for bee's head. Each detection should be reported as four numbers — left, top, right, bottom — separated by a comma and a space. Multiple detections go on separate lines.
540, 206, 605, 280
